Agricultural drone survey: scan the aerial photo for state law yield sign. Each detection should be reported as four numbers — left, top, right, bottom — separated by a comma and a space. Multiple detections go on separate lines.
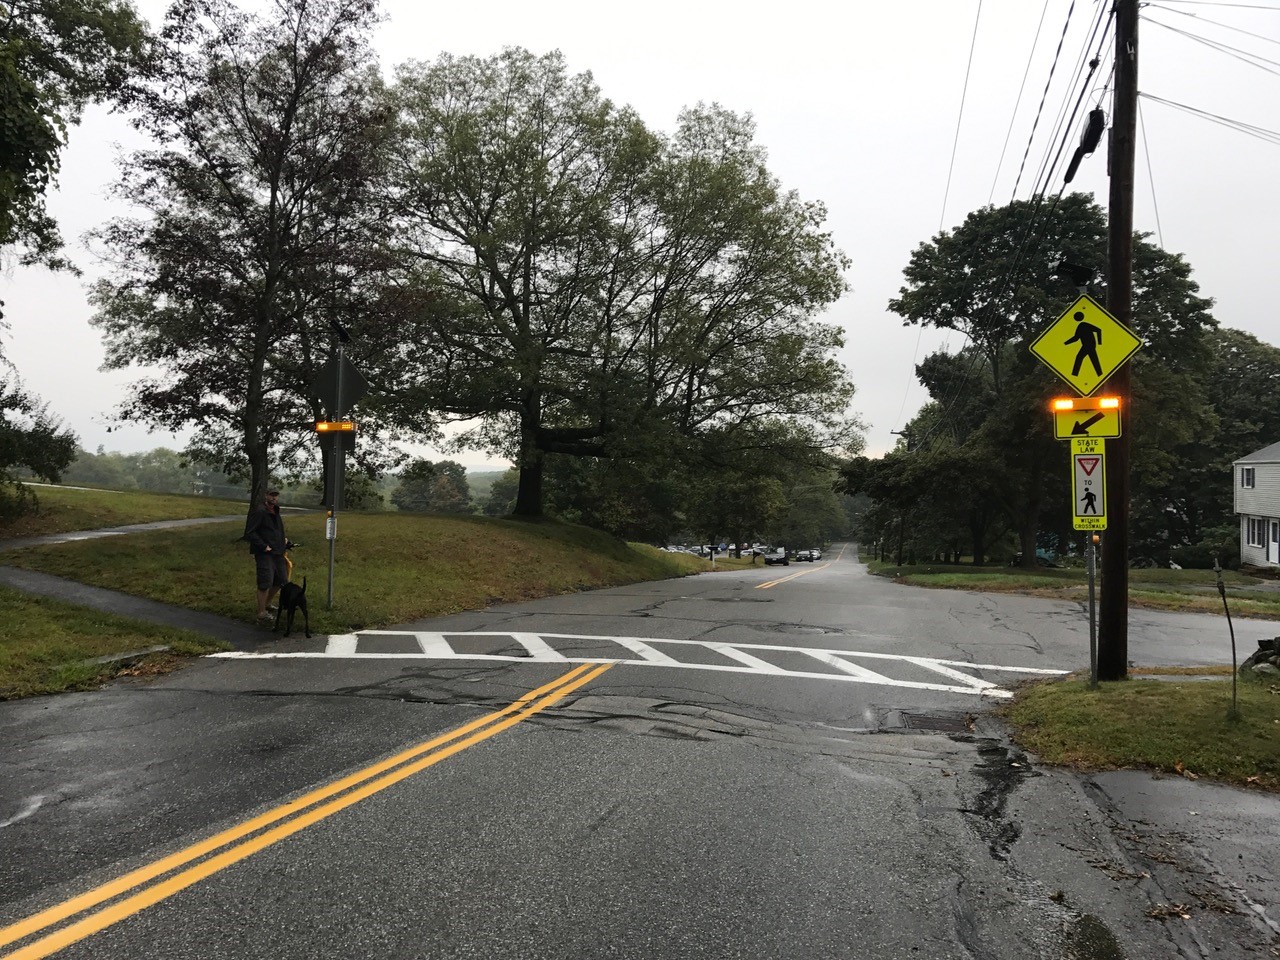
1029, 294, 1142, 397
1071, 437, 1107, 531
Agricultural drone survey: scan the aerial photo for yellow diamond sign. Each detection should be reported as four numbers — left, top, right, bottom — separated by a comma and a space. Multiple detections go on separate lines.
1029, 294, 1142, 397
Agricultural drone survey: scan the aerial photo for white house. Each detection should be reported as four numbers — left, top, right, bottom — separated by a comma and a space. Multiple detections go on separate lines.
1235, 440, 1280, 568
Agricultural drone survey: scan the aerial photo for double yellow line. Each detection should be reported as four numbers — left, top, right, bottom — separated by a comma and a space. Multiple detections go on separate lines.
0, 663, 610, 960
754, 544, 847, 590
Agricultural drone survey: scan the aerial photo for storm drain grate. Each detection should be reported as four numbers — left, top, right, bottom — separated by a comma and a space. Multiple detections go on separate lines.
900, 712, 973, 733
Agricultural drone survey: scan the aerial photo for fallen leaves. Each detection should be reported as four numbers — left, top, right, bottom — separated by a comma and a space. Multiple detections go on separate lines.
1147, 903, 1192, 920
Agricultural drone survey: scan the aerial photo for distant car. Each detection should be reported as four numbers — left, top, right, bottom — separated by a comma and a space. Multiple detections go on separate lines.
763, 549, 789, 566
809, 548, 822, 561
795, 549, 814, 562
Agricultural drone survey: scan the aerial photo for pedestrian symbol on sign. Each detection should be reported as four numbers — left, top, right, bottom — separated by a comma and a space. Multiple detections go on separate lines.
1071, 446, 1107, 530
1065, 312, 1103, 377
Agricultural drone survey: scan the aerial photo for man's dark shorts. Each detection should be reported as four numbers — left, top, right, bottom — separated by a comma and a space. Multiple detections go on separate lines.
255, 552, 288, 591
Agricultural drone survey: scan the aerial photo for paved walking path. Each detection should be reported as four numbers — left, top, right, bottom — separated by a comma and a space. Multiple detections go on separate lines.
0, 510, 317, 652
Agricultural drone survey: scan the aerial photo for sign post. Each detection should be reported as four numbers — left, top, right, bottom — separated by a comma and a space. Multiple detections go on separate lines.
1035, 292, 1141, 681
309, 326, 367, 612
1086, 534, 1100, 688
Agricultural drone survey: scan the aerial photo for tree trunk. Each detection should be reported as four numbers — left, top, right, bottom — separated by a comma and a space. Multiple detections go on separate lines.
969, 508, 987, 567
1018, 513, 1038, 568
513, 391, 544, 518
514, 459, 543, 517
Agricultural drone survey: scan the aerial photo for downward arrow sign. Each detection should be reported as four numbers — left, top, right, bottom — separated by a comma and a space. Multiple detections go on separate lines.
1072, 412, 1106, 435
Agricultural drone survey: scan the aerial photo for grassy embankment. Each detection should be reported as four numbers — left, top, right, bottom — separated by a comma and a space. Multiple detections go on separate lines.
865, 558, 1280, 619
1001, 672, 1280, 792
0, 486, 733, 698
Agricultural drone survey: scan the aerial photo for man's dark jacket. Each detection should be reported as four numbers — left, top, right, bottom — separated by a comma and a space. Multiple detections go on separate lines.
245, 504, 287, 555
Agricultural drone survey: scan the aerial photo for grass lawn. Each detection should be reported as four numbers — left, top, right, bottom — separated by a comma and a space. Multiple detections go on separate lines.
0, 586, 228, 699
0, 485, 246, 539
1001, 673, 1280, 792
0, 512, 717, 636
865, 559, 1280, 620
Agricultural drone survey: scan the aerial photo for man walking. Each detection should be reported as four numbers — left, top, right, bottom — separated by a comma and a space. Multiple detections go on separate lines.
246, 488, 289, 623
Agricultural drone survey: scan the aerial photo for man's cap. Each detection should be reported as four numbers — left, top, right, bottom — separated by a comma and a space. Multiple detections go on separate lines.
266, 488, 281, 496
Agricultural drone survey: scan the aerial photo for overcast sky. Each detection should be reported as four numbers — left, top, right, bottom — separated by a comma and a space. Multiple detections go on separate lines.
5, 0, 1277, 470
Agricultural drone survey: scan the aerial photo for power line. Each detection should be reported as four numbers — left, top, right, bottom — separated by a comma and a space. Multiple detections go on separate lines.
1143, 16, 1280, 74
1146, 2, 1280, 45
1147, 0, 1280, 9
990, 0, 1051, 205
1010, 0, 1079, 201
1137, 98, 1166, 249
940, 0, 985, 231
1029, 5, 1114, 199
1140, 91, 1280, 144
892, 0, 985, 438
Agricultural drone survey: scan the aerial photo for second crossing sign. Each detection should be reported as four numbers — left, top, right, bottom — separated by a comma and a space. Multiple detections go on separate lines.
1071, 437, 1107, 531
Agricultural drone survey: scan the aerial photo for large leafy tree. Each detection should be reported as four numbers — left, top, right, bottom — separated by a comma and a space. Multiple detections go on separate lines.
0, 0, 147, 271
384, 49, 855, 517
887, 194, 1215, 565
90, 0, 403, 505
390, 458, 471, 514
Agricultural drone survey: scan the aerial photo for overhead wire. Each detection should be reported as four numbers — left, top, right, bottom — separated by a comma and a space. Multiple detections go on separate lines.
1010, 0, 1079, 201
910, 6, 1117, 452
1143, 16, 1280, 74
1139, 91, 1280, 143
1146, 0, 1280, 9
1145, 2, 1280, 46
990, 0, 1052, 206
889, 0, 985, 441
940, 0, 985, 232
1138, 99, 1166, 249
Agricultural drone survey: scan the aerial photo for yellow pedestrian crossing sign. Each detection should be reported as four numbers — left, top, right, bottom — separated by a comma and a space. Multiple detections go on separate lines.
1071, 437, 1107, 530
1030, 294, 1142, 397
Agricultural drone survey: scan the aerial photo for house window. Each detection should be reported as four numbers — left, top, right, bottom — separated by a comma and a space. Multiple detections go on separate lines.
1242, 467, 1256, 488
1247, 517, 1266, 548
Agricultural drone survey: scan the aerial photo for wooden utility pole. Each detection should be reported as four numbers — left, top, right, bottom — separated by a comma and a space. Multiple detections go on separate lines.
1098, 0, 1139, 681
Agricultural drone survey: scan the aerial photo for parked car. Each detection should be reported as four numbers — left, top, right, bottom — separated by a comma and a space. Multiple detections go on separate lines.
809, 548, 822, 561
763, 549, 789, 566
795, 550, 814, 562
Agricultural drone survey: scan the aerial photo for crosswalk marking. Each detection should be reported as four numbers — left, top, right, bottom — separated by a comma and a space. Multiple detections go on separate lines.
211, 631, 1069, 699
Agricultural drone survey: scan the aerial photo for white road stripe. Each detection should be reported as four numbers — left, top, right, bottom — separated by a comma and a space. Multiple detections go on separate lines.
511, 632, 568, 660
414, 632, 455, 657
325, 634, 358, 655
612, 636, 682, 665
802, 650, 897, 685
214, 631, 1069, 699
704, 642, 788, 674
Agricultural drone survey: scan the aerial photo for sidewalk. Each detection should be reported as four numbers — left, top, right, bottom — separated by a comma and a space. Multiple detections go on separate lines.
0, 512, 317, 653
0, 566, 272, 652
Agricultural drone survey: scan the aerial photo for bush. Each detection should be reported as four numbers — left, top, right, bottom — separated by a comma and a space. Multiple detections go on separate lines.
1171, 531, 1239, 570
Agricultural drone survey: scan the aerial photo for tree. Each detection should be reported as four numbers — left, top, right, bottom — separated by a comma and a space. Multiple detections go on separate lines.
0, 377, 77, 517
385, 49, 855, 517
90, 0, 404, 506
390, 458, 471, 513
0, 0, 148, 272
481, 468, 519, 517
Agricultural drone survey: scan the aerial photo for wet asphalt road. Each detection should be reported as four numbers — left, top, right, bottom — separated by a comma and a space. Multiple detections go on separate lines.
2, 546, 1277, 959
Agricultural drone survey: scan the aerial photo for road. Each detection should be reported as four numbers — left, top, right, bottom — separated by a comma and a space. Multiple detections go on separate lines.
2, 545, 1277, 959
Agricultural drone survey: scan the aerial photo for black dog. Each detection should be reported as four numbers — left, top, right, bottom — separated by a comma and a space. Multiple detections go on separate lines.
273, 577, 311, 638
